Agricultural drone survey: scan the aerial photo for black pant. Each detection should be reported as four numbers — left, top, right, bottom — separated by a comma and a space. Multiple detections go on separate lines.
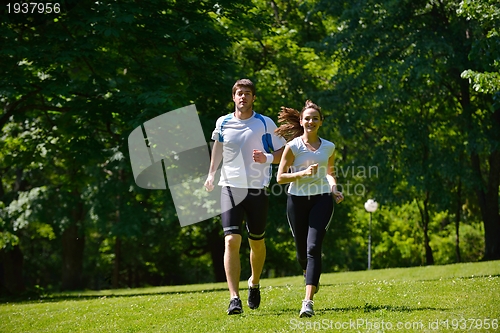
221, 187, 269, 240
287, 193, 334, 287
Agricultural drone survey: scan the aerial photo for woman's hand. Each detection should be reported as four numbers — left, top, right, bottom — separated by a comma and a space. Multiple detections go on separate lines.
332, 185, 344, 203
301, 163, 319, 177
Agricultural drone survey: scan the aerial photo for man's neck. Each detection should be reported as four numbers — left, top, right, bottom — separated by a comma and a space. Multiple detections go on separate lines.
234, 109, 254, 120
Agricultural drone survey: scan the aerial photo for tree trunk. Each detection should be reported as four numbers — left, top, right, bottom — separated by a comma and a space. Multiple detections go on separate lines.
455, 180, 462, 263
482, 107, 500, 259
472, 150, 500, 260
208, 224, 225, 282
417, 195, 434, 265
61, 222, 85, 290
113, 171, 123, 288
0, 246, 25, 295
462, 81, 500, 260
112, 237, 121, 289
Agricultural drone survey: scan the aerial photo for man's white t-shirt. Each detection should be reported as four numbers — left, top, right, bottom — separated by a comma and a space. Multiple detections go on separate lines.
211, 111, 286, 189
287, 136, 336, 196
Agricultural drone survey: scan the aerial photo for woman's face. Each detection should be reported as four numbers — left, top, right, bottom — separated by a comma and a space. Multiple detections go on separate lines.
300, 108, 322, 133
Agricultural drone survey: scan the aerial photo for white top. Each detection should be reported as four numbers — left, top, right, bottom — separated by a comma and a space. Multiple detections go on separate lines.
211, 111, 286, 189
287, 136, 336, 196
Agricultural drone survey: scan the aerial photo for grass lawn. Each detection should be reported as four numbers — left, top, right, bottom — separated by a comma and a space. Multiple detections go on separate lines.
1, 261, 499, 332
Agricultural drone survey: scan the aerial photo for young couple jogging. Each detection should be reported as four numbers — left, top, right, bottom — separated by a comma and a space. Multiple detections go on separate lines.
204, 79, 344, 317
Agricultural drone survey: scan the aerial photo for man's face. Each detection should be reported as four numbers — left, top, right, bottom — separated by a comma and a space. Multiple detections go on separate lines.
233, 87, 255, 112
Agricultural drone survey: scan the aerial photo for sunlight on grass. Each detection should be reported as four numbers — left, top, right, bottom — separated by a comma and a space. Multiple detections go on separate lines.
1, 261, 499, 332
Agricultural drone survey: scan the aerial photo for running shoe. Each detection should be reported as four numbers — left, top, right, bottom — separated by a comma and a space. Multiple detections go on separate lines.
299, 300, 315, 318
247, 278, 261, 309
227, 297, 243, 315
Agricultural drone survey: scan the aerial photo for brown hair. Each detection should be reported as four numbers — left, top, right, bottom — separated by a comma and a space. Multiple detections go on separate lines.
232, 79, 256, 96
274, 100, 324, 141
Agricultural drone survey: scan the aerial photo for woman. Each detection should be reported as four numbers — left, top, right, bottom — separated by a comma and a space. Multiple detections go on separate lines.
275, 100, 343, 317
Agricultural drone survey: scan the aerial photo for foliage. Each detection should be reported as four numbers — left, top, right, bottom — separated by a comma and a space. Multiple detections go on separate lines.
313, 0, 500, 261
458, 0, 500, 97
0, 0, 496, 293
0, 0, 250, 291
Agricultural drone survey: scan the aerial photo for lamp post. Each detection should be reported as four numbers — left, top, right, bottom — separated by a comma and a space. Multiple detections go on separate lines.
364, 199, 378, 270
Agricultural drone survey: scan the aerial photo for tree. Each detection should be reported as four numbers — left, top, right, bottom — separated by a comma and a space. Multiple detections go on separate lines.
0, 0, 250, 292
224, 0, 346, 276
458, 0, 500, 260
315, 0, 499, 261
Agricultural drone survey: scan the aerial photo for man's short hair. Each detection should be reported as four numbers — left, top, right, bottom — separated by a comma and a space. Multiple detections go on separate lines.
232, 79, 256, 96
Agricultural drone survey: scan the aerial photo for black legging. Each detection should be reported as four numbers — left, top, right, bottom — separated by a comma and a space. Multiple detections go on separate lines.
287, 193, 334, 287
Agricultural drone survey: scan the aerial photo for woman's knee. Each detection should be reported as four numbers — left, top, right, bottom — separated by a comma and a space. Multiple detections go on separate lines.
307, 243, 322, 258
296, 254, 307, 268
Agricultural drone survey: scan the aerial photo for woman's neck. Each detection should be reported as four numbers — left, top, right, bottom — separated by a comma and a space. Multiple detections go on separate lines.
301, 132, 320, 143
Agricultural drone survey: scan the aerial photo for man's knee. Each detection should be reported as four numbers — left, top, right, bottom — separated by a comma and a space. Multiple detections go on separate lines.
249, 238, 266, 252
225, 234, 242, 251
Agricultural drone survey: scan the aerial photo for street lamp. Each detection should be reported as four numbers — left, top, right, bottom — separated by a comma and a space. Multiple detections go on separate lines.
364, 199, 378, 270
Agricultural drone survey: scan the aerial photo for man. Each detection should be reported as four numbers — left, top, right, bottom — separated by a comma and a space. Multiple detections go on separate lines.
204, 79, 285, 314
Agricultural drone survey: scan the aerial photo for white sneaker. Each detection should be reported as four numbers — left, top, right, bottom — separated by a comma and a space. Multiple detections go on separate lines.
299, 300, 314, 317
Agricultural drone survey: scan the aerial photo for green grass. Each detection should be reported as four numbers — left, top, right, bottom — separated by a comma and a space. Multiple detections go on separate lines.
1, 261, 499, 332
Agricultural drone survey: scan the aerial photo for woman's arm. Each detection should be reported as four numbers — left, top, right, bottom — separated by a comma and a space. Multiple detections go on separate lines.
327, 153, 344, 203
276, 145, 318, 184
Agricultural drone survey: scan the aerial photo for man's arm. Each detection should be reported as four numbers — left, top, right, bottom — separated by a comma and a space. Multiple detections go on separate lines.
252, 146, 284, 164
256, 117, 286, 164
204, 141, 223, 192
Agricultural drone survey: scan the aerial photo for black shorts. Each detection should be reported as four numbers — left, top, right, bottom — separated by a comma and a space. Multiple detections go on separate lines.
221, 186, 269, 240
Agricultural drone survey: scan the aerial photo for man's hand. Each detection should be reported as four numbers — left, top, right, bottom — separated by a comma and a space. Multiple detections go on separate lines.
204, 175, 215, 192
253, 149, 267, 163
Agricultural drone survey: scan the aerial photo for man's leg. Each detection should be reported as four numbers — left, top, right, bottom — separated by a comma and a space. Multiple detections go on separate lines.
248, 238, 266, 285
224, 234, 242, 298
245, 189, 269, 286
242, 188, 268, 310
247, 237, 265, 309
220, 187, 246, 314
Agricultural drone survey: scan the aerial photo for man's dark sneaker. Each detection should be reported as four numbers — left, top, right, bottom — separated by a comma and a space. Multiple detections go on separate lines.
247, 278, 261, 309
227, 297, 243, 315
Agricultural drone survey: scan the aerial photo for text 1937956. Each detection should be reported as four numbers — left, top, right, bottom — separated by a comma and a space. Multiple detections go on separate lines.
6, 2, 61, 14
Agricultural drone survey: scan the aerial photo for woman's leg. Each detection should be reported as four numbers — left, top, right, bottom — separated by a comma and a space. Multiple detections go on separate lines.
304, 193, 334, 297
286, 194, 310, 272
